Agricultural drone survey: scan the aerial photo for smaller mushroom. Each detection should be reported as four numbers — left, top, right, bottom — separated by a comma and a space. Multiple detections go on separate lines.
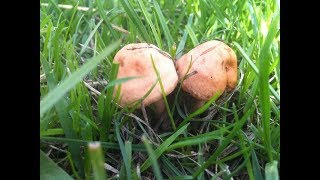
113, 43, 178, 116
175, 40, 237, 110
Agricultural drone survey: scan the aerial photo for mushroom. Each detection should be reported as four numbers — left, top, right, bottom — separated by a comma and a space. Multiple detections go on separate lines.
175, 40, 237, 110
113, 43, 178, 115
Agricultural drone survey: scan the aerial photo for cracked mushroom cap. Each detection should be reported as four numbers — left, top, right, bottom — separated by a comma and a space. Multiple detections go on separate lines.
175, 40, 237, 101
113, 43, 178, 107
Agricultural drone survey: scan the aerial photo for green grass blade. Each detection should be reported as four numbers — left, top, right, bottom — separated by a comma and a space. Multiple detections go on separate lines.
115, 122, 132, 179
41, 55, 84, 176
192, 108, 255, 178
77, 112, 99, 131
119, 0, 152, 42
152, 0, 174, 49
40, 128, 64, 136
170, 176, 193, 180
40, 40, 120, 117
142, 135, 163, 180
197, 145, 204, 180
66, 151, 81, 180
215, 146, 252, 164
79, 19, 104, 56
265, 161, 279, 180
88, 142, 107, 180
47, 0, 64, 17
102, 76, 141, 92
137, 0, 163, 49
96, 0, 119, 39
251, 150, 263, 180
167, 124, 233, 151
100, 62, 120, 141
160, 156, 183, 176
233, 42, 280, 102
40, 150, 73, 180
233, 105, 254, 180
177, 92, 221, 129
125, 141, 132, 164
176, 14, 194, 59
150, 55, 176, 130
140, 123, 189, 172
258, 10, 279, 162
186, 24, 199, 46
41, 136, 146, 152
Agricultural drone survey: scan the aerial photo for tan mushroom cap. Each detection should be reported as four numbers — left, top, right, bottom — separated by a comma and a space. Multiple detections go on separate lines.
113, 43, 178, 108
175, 40, 237, 101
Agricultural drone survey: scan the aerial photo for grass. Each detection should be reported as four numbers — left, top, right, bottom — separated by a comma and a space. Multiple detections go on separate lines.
40, 0, 280, 179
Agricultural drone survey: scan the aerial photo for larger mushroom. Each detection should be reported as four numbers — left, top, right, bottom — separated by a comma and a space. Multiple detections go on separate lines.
175, 40, 238, 109
113, 43, 178, 115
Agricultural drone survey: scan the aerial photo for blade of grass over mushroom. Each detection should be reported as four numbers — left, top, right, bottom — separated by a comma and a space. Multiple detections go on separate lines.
115, 122, 132, 179
140, 123, 189, 172
137, 0, 162, 49
258, 10, 279, 162
88, 142, 107, 180
192, 107, 255, 178
41, 136, 146, 152
152, 0, 174, 49
118, 0, 151, 42
150, 55, 176, 130
40, 40, 120, 117
177, 92, 221, 129
102, 76, 141, 92
142, 135, 164, 180
120, 78, 159, 128
171, 56, 193, 116
118, 77, 160, 129
40, 150, 73, 180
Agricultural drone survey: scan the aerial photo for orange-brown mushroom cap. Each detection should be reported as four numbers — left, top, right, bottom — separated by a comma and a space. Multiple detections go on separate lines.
175, 40, 238, 101
113, 43, 178, 108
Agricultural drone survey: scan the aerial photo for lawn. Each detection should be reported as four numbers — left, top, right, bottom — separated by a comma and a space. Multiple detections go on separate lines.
40, 0, 280, 179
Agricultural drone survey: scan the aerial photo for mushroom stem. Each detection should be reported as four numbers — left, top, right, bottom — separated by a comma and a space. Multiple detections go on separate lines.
153, 98, 166, 116
153, 99, 171, 131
